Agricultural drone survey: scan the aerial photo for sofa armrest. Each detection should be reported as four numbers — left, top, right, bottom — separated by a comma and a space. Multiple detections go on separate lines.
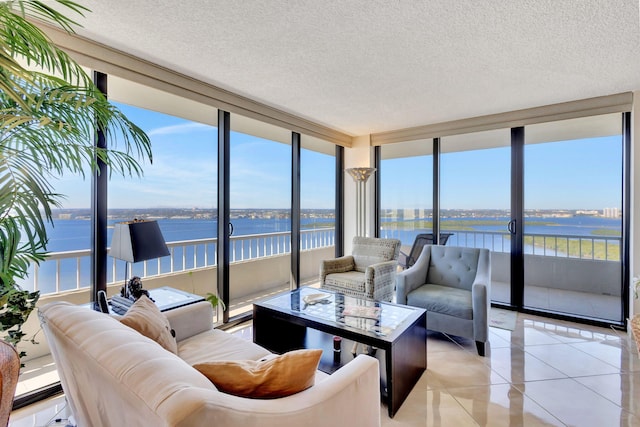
396, 247, 431, 304
164, 354, 381, 427
365, 260, 398, 301
165, 301, 213, 342
320, 256, 355, 284
471, 249, 491, 342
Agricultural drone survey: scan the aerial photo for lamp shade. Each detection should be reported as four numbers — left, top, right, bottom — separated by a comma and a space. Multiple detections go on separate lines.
110, 220, 170, 263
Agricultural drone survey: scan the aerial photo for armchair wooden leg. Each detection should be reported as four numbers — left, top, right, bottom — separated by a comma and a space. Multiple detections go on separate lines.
476, 341, 486, 357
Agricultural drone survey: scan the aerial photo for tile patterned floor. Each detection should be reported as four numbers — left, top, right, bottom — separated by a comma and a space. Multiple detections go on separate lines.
9, 311, 640, 427
381, 312, 640, 427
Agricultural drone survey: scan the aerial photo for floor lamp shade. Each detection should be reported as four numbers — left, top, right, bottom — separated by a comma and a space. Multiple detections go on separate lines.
110, 220, 170, 263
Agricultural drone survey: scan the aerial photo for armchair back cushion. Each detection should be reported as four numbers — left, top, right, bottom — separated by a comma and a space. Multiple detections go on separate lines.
426, 246, 482, 291
352, 236, 401, 272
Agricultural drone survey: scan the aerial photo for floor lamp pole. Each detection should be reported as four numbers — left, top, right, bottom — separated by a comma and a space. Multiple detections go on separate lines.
346, 167, 376, 237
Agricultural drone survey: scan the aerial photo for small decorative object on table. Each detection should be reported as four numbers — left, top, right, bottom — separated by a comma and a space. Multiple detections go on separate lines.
303, 293, 331, 305
123, 276, 154, 302
342, 305, 382, 319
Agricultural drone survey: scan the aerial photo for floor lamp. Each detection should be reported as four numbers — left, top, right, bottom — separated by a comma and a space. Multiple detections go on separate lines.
346, 167, 376, 237
110, 219, 170, 299
345, 167, 377, 356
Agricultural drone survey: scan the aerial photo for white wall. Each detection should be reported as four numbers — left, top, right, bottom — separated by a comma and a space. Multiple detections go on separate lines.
344, 135, 376, 254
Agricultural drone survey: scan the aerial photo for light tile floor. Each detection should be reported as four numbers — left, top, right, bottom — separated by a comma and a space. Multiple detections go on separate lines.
382, 313, 640, 427
10, 311, 640, 427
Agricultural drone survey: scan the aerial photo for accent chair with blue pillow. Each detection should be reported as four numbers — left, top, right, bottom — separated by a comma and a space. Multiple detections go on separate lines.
396, 245, 491, 356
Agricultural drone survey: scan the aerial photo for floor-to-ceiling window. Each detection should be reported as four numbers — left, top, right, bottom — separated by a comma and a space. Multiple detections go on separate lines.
523, 114, 623, 322
107, 76, 218, 303
440, 129, 511, 305
379, 139, 433, 258
301, 135, 336, 285
228, 114, 292, 317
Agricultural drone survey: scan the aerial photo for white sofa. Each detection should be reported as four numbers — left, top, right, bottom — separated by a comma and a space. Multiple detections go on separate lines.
38, 301, 381, 427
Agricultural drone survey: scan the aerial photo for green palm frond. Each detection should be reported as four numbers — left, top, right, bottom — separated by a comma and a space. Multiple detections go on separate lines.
0, 1, 153, 355
0, 1, 91, 107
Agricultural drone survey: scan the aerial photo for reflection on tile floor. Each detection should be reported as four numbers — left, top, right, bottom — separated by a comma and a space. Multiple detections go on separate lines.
10, 311, 640, 427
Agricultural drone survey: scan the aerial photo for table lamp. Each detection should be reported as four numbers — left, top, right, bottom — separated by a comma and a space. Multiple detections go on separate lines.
110, 219, 170, 298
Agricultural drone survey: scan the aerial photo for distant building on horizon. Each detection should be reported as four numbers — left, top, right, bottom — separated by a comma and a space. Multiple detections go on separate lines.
603, 207, 620, 218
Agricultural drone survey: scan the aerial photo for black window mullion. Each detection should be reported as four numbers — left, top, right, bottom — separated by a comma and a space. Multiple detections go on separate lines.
511, 127, 525, 308
374, 146, 381, 237
622, 112, 631, 325
335, 145, 344, 257
291, 132, 301, 288
433, 138, 440, 240
217, 110, 230, 323
91, 71, 108, 305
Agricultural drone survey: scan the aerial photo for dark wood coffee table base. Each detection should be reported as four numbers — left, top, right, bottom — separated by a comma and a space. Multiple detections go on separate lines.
253, 302, 426, 418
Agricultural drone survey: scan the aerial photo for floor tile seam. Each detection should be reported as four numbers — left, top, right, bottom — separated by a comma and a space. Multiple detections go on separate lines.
518, 376, 629, 415
437, 371, 511, 393
440, 332, 472, 352
440, 390, 483, 427
508, 378, 590, 427
444, 383, 568, 427
503, 384, 570, 427
569, 372, 640, 413
564, 341, 626, 370
517, 344, 575, 378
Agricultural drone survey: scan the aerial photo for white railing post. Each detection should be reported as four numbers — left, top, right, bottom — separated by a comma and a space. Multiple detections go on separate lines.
76, 257, 81, 290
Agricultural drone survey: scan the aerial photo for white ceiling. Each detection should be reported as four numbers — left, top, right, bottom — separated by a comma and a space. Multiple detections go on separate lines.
70, 0, 640, 136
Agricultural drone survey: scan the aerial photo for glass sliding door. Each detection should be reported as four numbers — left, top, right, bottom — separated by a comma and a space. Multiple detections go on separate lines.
229, 115, 291, 317
107, 78, 218, 314
440, 129, 511, 304
301, 135, 336, 288
379, 139, 433, 263
523, 114, 623, 322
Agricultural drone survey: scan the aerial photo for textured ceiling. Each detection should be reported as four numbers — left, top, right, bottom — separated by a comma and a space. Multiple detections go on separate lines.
69, 0, 640, 136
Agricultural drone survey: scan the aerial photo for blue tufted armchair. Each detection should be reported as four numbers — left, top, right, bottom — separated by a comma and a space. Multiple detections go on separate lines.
396, 245, 491, 356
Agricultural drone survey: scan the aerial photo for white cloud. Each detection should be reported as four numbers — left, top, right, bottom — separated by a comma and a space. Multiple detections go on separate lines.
147, 122, 212, 137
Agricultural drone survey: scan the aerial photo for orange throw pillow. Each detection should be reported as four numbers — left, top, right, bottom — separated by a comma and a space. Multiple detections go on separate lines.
119, 295, 178, 354
193, 349, 322, 398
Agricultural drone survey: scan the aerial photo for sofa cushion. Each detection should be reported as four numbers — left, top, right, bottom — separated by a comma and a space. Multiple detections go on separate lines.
407, 284, 473, 319
193, 349, 322, 399
178, 329, 271, 365
324, 271, 366, 294
119, 295, 178, 354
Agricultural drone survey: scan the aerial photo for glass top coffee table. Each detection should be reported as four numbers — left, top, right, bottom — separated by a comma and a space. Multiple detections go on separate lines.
253, 287, 426, 418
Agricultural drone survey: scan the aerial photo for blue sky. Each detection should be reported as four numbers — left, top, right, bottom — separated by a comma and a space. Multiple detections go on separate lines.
55, 103, 335, 209
381, 136, 622, 211
54, 103, 622, 211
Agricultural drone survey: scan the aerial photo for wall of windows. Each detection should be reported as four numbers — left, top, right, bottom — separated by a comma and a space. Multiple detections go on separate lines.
378, 113, 627, 326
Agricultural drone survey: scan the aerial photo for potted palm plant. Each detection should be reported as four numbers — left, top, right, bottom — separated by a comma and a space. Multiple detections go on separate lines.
0, 0, 152, 359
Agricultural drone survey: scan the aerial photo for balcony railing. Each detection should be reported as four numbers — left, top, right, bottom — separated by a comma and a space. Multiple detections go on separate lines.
20, 227, 335, 295
382, 229, 621, 261
20, 227, 620, 295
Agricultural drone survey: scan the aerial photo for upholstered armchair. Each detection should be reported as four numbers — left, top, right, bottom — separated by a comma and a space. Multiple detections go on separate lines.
396, 245, 491, 356
320, 236, 401, 302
